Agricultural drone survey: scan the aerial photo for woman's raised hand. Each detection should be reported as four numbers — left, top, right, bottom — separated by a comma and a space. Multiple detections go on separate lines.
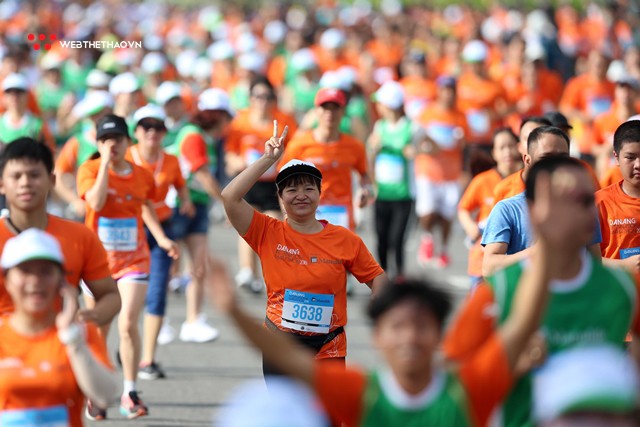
264, 120, 289, 160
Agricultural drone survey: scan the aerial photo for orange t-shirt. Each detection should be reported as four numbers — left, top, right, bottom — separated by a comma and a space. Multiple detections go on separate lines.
0, 215, 112, 316
399, 76, 436, 116
55, 136, 82, 175
592, 106, 626, 148
458, 169, 502, 277
243, 211, 383, 359
366, 39, 404, 68
0, 320, 111, 427
226, 109, 298, 181
456, 71, 506, 145
267, 55, 287, 89
126, 147, 185, 222
559, 74, 615, 121
278, 131, 368, 230
416, 104, 468, 182
77, 159, 155, 279
315, 334, 513, 427
596, 181, 640, 260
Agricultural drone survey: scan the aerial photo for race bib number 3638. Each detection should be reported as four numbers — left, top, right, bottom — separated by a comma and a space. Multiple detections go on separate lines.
281, 289, 334, 334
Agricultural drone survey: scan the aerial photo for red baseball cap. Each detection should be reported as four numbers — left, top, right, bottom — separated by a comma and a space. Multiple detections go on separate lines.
314, 88, 347, 107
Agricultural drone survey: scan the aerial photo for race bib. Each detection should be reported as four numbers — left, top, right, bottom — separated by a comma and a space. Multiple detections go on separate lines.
316, 205, 349, 228
426, 124, 457, 149
466, 110, 491, 136
98, 217, 137, 252
588, 97, 612, 118
620, 247, 640, 259
281, 289, 334, 334
375, 153, 405, 184
0, 405, 69, 427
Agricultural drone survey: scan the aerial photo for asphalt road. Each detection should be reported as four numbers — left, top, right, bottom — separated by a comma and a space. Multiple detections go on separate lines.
96, 205, 471, 426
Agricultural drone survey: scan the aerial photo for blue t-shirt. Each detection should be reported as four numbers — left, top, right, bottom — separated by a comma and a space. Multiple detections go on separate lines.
481, 192, 602, 254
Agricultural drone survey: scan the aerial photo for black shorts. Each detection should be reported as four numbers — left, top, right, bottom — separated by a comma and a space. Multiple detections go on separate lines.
245, 181, 280, 213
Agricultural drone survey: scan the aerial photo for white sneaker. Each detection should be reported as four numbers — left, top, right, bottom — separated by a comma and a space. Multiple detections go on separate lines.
157, 319, 176, 345
235, 268, 254, 288
249, 278, 264, 294
179, 317, 220, 343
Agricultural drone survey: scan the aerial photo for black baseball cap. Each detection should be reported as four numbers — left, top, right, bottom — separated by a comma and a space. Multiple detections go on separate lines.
276, 159, 322, 187
96, 114, 129, 140
544, 111, 573, 130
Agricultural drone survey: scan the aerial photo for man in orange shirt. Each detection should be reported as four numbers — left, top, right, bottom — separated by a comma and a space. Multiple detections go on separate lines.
279, 88, 374, 231
559, 50, 615, 162
592, 76, 639, 179
456, 40, 507, 155
596, 120, 640, 278
416, 76, 467, 267
398, 50, 436, 120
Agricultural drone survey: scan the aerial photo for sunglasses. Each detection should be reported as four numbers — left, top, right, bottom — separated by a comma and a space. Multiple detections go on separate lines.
4, 88, 25, 95
251, 92, 275, 101
139, 120, 166, 132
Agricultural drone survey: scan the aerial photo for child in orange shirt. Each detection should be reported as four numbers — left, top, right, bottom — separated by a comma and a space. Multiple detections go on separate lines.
0, 229, 117, 427
77, 115, 179, 419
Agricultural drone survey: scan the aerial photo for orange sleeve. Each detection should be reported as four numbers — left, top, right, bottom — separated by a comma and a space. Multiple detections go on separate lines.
27, 90, 41, 115
169, 156, 186, 190
278, 136, 302, 170
493, 181, 508, 205
348, 235, 385, 283
181, 133, 209, 172
55, 138, 79, 174
354, 140, 368, 176
224, 126, 242, 154
559, 78, 581, 113
458, 334, 514, 427
458, 175, 483, 212
85, 323, 113, 369
241, 209, 268, 255
76, 162, 97, 199
443, 283, 497, 362
314, 362, 367, 427
267, 56, 287, 88
80, 227, 113, 282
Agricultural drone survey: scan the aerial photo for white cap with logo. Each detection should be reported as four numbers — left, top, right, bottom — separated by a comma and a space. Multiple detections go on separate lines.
1, 228, 65, 270
374, 80, 405, 110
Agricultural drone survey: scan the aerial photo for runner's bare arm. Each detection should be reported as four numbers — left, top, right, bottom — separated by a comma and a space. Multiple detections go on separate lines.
207, 256, 315, 386
366, 273, 388, 297
458, 209, 482, 242
482, 243, 532, 277
193, 167, 222, 201
221, 121, 288, 235
84, 143, 113, 211
141, 201, 179, 259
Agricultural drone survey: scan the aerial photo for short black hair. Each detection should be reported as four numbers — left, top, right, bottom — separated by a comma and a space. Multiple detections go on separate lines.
613, 120, 640, 155
520, 116, 552, 134
367, 279, 452, 329
276, 174, 321, 197
0, 137, 54, 175
493, 126, 518, 143
249, 75, 276, 99
527, 125, 570, 153
525, 155, 587, 201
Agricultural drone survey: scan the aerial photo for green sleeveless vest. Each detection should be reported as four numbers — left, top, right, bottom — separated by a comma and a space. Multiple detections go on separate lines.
0, 114, 44, 144
167, 123, 216, 205
75, 127, 98, 168
486, 257, 636, 427
291, 77, 319, 116
375, 118, 413, 201
360, 370, 473, 427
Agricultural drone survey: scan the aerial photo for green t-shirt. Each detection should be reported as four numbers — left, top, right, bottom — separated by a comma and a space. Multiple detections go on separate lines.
290, 77, 319, 117
486, 254, 636, 427
0, 113, 44, 144
373, 118, 416, 201
75, 121, 98, 168
360, 370, 472, 427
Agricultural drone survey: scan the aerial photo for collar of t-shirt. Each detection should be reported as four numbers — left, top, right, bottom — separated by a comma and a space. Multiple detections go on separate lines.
379, 368, 446, 410
521, 249, 591, 294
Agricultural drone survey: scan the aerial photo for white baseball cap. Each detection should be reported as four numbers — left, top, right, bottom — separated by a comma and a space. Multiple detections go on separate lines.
140, 52, 167, 75
175, 50, 198, 78
320, 28, 345, 50
462, 39, 489, 63
108, 72, 140, 95
86, 69, 111, 88
217, 378, 328, 427
1, 228, 65, 270
263, 20, 287, 45
374, 80, 405, 109
290, 48, 317, 72
207, 40, 234, 61
71, 90, 113, 119
319, 70, 351, 91
133, 104, 166, 126
155, 81, 182, 105
236, 32, 258, 53
2, 73, 28, 92
534, 346, 640, 422
237, 52, 266, 73
40, 53, 63, 70
192, 57, 213, 80
198, 88, 234, 116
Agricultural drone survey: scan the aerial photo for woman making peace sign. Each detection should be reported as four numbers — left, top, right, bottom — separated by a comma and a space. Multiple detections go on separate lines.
221, 121, 386, 375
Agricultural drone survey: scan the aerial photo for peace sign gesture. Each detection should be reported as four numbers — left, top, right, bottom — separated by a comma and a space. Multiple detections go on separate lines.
264, 120, 289, 161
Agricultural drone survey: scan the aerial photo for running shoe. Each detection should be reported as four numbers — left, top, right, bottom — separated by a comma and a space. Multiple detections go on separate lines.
138, 362, 166, 380
119, 391, 148, 419
417, 235, 434, 265
157, 319, 176, 345
437, 253, 450, 268
85, 400, 107, 421
235, 268, 254, 289
179, 316, 220, 343
248, 278, 264, 294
